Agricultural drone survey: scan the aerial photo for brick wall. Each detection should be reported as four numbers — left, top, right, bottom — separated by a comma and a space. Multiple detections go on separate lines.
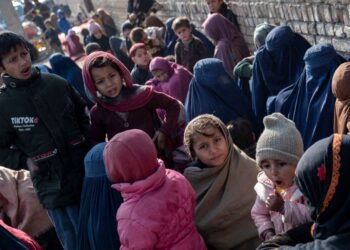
65, 0, 350, 54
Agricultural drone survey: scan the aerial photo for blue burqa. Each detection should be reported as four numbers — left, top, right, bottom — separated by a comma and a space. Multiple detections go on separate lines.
273, 43, 345, 149
251, 25, 311, 131
77, 143, 123, 250
185, 58, 255, 126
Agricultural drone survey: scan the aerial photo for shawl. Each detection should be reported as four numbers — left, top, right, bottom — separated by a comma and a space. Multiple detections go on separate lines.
203, 13, 249, 78
251, 25, 311, 130
147, 57, 192, 103
82, 51, 154, 112
0, 166, 52, 237
295, 134, 350, 248
184, 115, 259, 249
332, 62, 350, 134
273, 43, 345, 149
184, 58, 255, 126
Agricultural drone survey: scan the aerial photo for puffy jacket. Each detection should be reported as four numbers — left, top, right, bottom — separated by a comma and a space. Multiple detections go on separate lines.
0, 70, 90, 208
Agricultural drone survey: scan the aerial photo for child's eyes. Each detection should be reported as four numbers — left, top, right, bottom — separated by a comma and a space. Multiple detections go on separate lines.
278, 162, 287, 167
261, 164, 270, 169
199, 144, 208, 150
214, 137, 222, 143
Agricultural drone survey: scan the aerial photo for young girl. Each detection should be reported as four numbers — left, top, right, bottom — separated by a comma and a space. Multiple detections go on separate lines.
146, 56, 192, 104
65, 29, 84, 58
88, 21, 111, 52
103, 129, 206, 249
252, 113, 311, 241
183, 114, 259, 250
82, 51, 181, 163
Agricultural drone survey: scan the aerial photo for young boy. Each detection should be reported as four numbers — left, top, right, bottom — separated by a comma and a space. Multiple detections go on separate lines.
206, 0, 240, 31
129, 43, 153, 85
44, 19, 64, 54
0, 32, 90, 250
172, 16, 208, 73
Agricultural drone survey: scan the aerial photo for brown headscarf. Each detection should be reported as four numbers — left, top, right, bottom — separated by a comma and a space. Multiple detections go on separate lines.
184, 115, 259, 249
0, 166, 53, 237
332, 62, 350, 134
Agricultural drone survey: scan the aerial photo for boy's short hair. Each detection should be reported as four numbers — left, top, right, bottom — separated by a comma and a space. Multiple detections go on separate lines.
227, 118, 255, 150
130, 27, 146, 44
44, 19, 51, 25
129, 43, 146, 58
172, 16, 191, 31
85, 42, 102, 55
0, 32, 28, 68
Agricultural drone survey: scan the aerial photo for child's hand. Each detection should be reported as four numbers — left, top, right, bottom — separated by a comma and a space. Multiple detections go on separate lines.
265, 189, 284, 212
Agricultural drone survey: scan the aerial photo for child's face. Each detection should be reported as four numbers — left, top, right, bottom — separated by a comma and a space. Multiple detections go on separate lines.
131, 48, 151, 67
206, 0, 223, 13
175, 27, 192, 43
123, 29, 131, 38
0, 45, 32, 80
93, 29, 103, 39
192, 126, 229, 168
152, 69, 169, 82
91, 65, 123, 98
45, 22, 51, 29
260, 159, 296, 190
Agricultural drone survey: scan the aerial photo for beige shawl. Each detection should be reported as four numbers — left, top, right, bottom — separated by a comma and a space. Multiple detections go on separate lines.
0, 166, 53, 237
184, 119, 259, 250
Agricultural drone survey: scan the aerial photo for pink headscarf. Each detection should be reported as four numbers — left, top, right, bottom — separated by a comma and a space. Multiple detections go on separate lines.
104, 129, 159, 183
82, 51, 154, 112
147, 57, 192, 104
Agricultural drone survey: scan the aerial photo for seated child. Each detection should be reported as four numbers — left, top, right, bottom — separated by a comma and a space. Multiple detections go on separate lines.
65, 29, 84, 57
44, 19, 63, 54
103, 129, 206, 249
88, 21, 111, 52
251, 112, 311, 241
129, 43, 153, 85
82, 51, 181, 166
146, 56, 192, 104
184, 114, 260, 249
172, 16, 208, 73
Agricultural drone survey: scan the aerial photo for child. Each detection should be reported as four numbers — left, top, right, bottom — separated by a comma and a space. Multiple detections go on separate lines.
257, 134, 350, 249
103, 129, 206, 249
183, 114, 260, 249
120, 20, 133, 53
252, 112, 311, 241
77, 142, 123, 250
85, 42, 102, 55
0, 31, 90, 250
129, 43, 153, 85
81, 28, 91, 46
172, 16, 208, 72
97, 8, 118, 37
88, 21, 111, 52
109, 36, 135, 71
203, 13, 249, 78
130, 26, 164, 57
82, 51, 181, 164
332, 62, 350, 134
206, 0, 240, 31
146, 56, 192, 104
44, 19, 64, 54
57, 9, 71, 35
65, 29, 85, 58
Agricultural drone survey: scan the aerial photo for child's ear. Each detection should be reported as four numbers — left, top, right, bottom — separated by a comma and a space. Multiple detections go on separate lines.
131, 56, 136, 63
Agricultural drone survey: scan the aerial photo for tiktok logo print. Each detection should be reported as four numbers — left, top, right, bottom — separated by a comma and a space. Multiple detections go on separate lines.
11, 116, 39, 132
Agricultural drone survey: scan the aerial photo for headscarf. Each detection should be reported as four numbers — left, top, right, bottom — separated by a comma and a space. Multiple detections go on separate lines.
104, 129, 159, 183
251, 25, 311, 130
185, 58, 255, 125
273, 43, 345, 149
77, 143, 123, 250
147, 56, 192, 103
82, 51, 154, 112
253, 23, 276, 49
184, 114, 259, 249
0, 166, 52, 238
49, 53, 94, 108
296, 134, 350, 242
332, 62, 350, 134
203, 13, 250, 77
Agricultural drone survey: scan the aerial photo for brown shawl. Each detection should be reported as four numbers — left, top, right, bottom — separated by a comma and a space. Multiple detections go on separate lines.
0, 166, 53, 237
332, 62, 350, 134
184, 117, 259, 250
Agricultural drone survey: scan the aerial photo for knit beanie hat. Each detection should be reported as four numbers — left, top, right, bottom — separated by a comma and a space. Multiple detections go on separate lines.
88, 21, 101, 35
129, 43, 146, 58
256, 112, 304, 166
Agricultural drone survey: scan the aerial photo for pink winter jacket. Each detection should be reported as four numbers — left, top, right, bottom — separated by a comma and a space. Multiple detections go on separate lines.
251, 171, 311, 240
112, 165, 207, 250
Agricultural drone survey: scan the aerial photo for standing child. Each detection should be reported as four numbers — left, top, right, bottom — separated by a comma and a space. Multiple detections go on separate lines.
103, 129, 206, 249
172, 16, 208, 73
82, 51, 181, 165
252, 112, 311, 241
129, 43, 153, 85
184, 114, 260, 249
0, 31, 90, 250
44, 19, 64, 54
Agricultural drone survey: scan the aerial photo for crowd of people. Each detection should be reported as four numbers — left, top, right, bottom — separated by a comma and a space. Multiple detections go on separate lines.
0, 0, 350, 249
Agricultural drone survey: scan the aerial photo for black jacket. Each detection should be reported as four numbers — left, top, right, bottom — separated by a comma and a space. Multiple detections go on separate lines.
0, 70, 90, 208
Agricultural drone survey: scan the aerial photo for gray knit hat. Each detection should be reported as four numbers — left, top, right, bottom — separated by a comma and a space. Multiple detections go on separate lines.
256, 113, 304, 166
